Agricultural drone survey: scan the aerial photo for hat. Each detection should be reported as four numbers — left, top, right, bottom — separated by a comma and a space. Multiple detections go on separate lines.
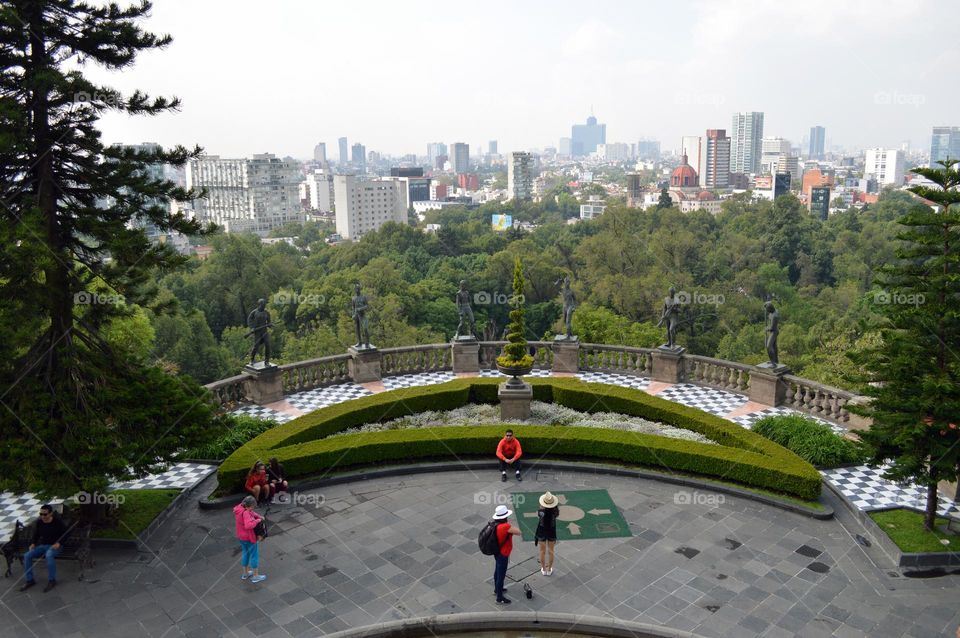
492, 505, 512, 519
539, 492, 558, 508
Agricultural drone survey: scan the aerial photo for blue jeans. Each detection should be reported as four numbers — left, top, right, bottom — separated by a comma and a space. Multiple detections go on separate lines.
493, 553, 509, 598
24, 545, 60, 583
239, 540, 259, 569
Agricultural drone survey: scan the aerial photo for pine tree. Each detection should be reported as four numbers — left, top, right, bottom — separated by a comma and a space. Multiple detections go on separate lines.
851, 159, 960, 530
657, 187, 672, 210
0, 1, 223, 499
497, 257, 533, 368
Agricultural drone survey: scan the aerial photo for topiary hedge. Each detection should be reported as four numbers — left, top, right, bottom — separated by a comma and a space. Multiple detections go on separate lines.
219, 378, 821, 500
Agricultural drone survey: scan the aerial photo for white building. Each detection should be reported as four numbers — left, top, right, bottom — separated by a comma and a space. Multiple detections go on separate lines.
760, 137, 791, 174
333, 175, 406, 239
730, 111, 764, 174
507, 152, 534, 201
863, 148, 905, 186
776, 155, 801, 185
304, 171, 335, 211
681, 136, 703, 178
595, 143, 631, 161
187, 153, 302, 234
579, 196, 606, 220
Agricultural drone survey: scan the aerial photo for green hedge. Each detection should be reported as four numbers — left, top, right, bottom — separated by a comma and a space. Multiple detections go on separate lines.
752, 413, 867, 468
219, 378, 821, 500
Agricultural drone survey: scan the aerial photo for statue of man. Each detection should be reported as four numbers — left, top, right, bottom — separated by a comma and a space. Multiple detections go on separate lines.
246, 298, 272, 365
556, 276, 576, 338
454, 280, 475, 339
351, 282, 371, 348
764, 301, 780, 365
657, 286, 681, 349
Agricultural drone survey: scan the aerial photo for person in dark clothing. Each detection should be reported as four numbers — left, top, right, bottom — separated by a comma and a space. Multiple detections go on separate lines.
20, 504, 70, 593
267, 457, 289, 503
536, 492, 559, 575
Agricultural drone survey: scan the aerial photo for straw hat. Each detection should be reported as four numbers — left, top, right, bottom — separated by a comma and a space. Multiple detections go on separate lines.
539, 492, 558, 508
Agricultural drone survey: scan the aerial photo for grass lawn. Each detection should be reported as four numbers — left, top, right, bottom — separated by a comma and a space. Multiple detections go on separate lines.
92, 489, 181, 539
869, 508, 959, 553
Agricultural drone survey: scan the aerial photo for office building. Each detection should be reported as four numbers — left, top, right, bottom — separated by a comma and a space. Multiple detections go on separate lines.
571, 115, 606, 157
760, 137, 791, 174
930, 126, 960, 164
385, 167, 430, 209
351, 143, 366, 173
776, 155, 801, 185
864, 148, 905, 186
637, 139, 660, 161
451, 143, 470, 173
808, 126, 825, 160
559, 137, 572, 156
427, 142, 447, 167
595, 143, 631, 161
580, 196, 606, 220
313, 142, 327, 165
507, 152, 534, 201
338, 137, 349, 166
488, 140, 498, 155
111, 142, 180, 242
700, 129, 731, 188
333, 174, 406, 240
774, 173, 791, 199
304, 171, 334, 211
810, 186, 830, 220
681, 136, 703, 176
626, 173, 643, 207
187, 153, 302, 234
730, 111, 764, 174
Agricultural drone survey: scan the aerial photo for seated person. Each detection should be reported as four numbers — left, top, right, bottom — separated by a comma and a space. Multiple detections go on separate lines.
244, 461, 275, 505
20, 504, 70, 593
266, 457, 289, 502
496, 429, 522, 482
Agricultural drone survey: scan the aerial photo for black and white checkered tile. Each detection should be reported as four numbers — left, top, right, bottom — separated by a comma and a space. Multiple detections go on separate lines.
654, 383, 748, 416
286, 383, 373, 411
576, 371, 651, 391
231, 404, 298, 423
113, 462, 218, 490
381, 371, 456, 390
729, 406, 847, 435
822, 465, 960, 518
0, 493, 44, 541
478, 368, 553, 378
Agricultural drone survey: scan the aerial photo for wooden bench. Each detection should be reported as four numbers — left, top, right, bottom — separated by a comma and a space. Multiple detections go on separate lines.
1, 516, 94, 581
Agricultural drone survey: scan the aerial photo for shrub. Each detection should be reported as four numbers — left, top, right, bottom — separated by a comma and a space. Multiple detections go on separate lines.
181, 415, 276, 460
752, 414, 866, 468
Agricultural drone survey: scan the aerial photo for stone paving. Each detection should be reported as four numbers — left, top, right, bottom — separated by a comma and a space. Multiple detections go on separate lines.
1, 470, 958, 637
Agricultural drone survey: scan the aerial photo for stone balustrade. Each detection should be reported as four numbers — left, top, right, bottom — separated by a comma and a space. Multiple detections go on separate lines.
685, 355, 752, 394
205, 374, 248, 408
782, 375, 865, 428
381, 344, 450, 375
279, 354, 351, 394
579, 344, 654, 376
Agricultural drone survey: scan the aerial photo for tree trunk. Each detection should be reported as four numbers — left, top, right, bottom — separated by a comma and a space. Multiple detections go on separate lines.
925, 480, 938, 531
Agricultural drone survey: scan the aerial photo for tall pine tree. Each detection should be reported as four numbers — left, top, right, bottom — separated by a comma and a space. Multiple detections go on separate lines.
0, 1, 223, 499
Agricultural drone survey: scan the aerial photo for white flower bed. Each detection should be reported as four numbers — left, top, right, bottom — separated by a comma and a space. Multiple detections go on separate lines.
328, 401, 716, 444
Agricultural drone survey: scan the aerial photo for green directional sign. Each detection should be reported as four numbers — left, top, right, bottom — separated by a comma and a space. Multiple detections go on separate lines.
511, 489, 631, 541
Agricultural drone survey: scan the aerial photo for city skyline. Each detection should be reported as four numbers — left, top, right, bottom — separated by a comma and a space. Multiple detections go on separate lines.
89, 0, 960, 158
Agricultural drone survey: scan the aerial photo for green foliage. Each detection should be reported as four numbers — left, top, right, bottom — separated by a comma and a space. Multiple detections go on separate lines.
180, 415, 278, 461
498, 257, 534, 367
868, 509, 958, 553
219, 378, 820, 500
91, 490, 181, 539
752, 414, 867, 468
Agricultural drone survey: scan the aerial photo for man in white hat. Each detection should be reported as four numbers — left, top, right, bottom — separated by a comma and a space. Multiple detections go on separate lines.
491, 504, 520, 604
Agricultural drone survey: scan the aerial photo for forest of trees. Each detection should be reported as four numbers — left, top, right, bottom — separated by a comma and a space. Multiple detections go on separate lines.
128, 189, 919, 389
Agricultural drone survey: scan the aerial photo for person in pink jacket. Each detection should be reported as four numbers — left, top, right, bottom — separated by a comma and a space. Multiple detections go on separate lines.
233, 495, 266, 583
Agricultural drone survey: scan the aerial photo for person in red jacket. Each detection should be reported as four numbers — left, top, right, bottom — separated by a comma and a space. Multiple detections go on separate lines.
491, 504, 521, 604
496, 429, 523, 482
244, 461, 275, 505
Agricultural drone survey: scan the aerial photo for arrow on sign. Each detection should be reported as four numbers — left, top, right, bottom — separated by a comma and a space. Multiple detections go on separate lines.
588, 508, 611, 515
557, 494, 568, 505
568, 522, 581, 535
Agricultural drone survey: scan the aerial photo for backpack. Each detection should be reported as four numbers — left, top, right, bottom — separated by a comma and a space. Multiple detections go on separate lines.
478, 520, 501, 555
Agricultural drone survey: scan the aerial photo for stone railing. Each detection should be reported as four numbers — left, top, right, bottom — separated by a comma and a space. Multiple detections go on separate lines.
579, 344, 654, 376
279, 354, 351, 394
685, 355, 752, 394
381, 344, 450, 376
782, 375, 859, 425
206, 374, 248, 407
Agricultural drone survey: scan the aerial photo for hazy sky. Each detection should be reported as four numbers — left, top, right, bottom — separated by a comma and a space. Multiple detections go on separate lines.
91, 0, 959, 159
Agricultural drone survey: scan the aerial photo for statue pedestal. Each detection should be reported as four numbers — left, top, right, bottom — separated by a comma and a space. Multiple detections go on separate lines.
749, 364, 790, 407
498, 382, 533, 421
552, 337, 580, 373
451, 338, 480, 373
651, 346, 685, 384
243, 362, 283, 405
348, 346, 381, 383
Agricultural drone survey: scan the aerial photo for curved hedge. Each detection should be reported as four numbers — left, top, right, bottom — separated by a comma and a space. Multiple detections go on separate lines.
219, 378, 821, 500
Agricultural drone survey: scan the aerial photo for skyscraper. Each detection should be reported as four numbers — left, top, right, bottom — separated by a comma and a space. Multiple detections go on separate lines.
864, 148, 905, 186
488, 140, 498, 155
338, 137, 349, 166
700, 129, 731, 188
351, 143, 366, 173
507, 152, 534, 201
426, 142, 447, 167
730, 112, 764, 174
636, 140, 660, 161
313, 142, 327, 165
681, 136, 703, 178
808, 126, 825, 160
451, 143, 470, 173
930, 126, 960, 164
571, 115, 606, 157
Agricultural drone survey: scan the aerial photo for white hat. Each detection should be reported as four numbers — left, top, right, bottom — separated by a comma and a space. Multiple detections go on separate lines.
492, 505, 512, 519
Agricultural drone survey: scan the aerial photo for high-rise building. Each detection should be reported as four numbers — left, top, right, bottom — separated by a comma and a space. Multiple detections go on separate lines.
338, 137, 348, 166
571, 115, 606, 157
451, 143, 470, 173
730, 111, 764, 174
776, 155, 801, 185
681, 136, 703, 176
808, 126, 825, 160
304, 170, 334, 211
313, 142, 327, 165
864, 148, 905, 186
774, 173, 791, 199
488, 140, 498, 155
187, 153, 302, 234
384, 168, 430, 210
351, 143, 366, 173
700, 129, 731, 188
111, 142, 181, 242
507, 152, 534, 201
810, 186, 830, 220
333, 175, 406, 239
426, 142, 447, 167
595, 143, 631, 161
626, 173, 643, 207
930, 126, 960, 164
760, 137, 791, 174
559, 137, 572, 156
637, 139, 660, 161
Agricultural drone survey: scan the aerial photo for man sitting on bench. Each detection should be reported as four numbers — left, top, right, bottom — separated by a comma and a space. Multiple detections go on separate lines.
20, 504, 70, 593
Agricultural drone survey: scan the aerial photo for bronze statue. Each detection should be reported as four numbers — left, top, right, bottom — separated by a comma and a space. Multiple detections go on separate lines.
764, 301, 780, 365
246, 298, 273, 365
454, 280, 475, 339
351, 282, 371, 348
657, 286, 682, 349
556, 276, 577, 339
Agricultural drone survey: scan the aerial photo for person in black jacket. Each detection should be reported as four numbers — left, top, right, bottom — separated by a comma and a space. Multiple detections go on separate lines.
20, 504, 70, 593
267, 457, 289, 503
536, 492, 559, 576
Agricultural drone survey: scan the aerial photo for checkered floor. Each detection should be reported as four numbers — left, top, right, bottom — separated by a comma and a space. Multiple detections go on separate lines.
654, 383, 748, 416
576, 371, 651, 391
822, 465, 960, 518
729, 405, 847, 435
381, 371, 456, 390
286, 383, 372, 411
0, 493, 43, 542
231, 404, 298, 423
478, 368, 553, 378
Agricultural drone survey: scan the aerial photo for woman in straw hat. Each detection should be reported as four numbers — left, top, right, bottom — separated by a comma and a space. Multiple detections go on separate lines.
536, 492, 559, 575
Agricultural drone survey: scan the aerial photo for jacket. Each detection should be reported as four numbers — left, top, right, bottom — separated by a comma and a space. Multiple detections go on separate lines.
233, 503, 261, 543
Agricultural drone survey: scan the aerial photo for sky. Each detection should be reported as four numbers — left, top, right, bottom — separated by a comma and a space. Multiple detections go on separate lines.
90, 0, 960, 159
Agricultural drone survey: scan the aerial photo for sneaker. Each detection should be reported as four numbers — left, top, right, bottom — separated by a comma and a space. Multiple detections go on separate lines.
501, 473, 507, 482
540, 568, 547, 575
241, 572, 250, 580
42, 581, 56, 593
19, 581, 35, 592
547, 567, 554, 576
496, 596, 512, 605
516, 472, 522, 482
250, 575, 267, 584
